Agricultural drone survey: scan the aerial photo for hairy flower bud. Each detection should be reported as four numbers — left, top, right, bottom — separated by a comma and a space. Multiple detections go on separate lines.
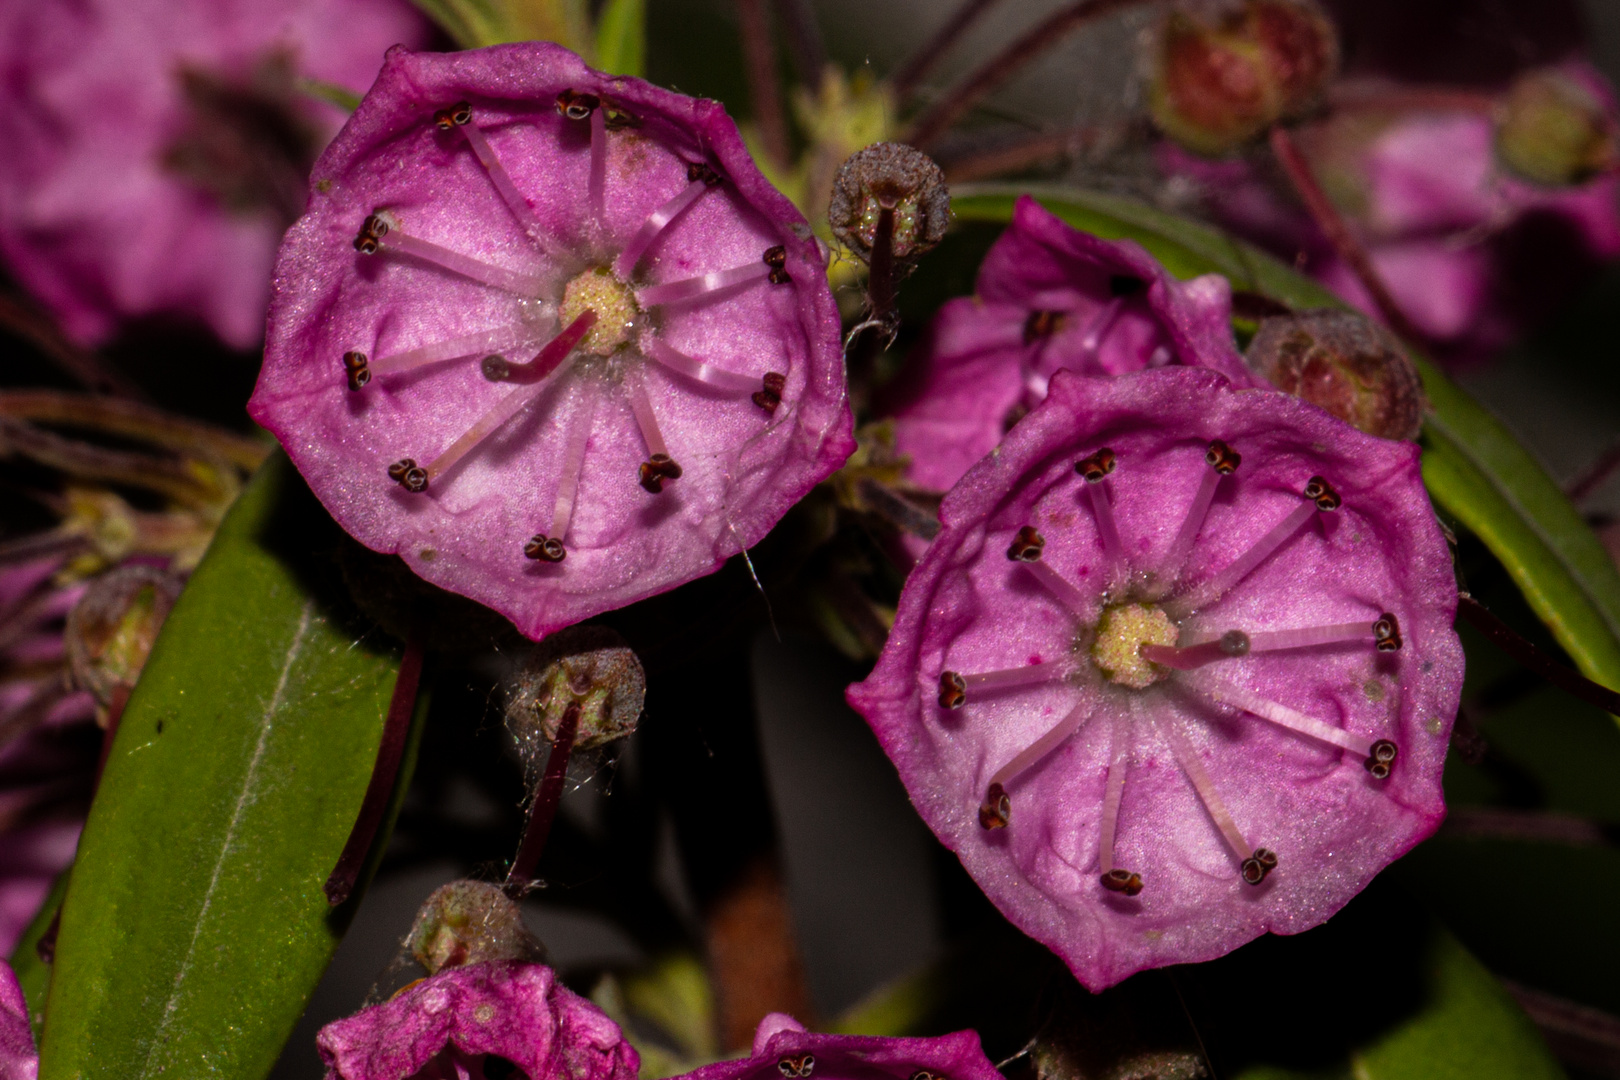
1495, 65, 1620, 187
63, 565, 182, 725
828, 142, 951, 265
1147, 0, 1338, 157
406, 880, 545, 976
506, 626, 645, 765
1245, 309, 1425, 441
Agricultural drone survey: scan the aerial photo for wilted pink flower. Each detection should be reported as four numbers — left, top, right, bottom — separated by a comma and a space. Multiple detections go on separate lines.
250, 44, 852, 639
887, 196, 1262, 494
0, 960, 36, 1079
0, 0, 428, 347
317, 961, 639, 1080
849, 367, 1462, 989
681, 1013, 1003, 1080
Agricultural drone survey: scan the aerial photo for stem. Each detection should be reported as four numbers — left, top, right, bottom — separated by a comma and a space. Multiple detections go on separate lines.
854, 476, 940, 540
941, 127, 1085, 183
504, 701, 580, 895
1326, 84, 1497, 115
1457, 594, 1620, 717
0, 294, 147, 401
736, 0, 791, 170
0, 390, 267, 471
1567, 439, 1620, 503
1267, 124, 1428, 345
905, 0, 1144, 150
772, 0, 826, 84
325, 632, 426, 906
866, 205, 897, 329
0, 416, 225, 510
890, 0, 1007, 101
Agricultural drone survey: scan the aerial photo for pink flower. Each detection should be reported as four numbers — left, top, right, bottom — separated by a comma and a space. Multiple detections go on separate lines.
317, 961, 638, 1080
848, 367, 1462, 989
680, 1013, 1003, 1080
0, 0, 428, 347
0, 961, 36, 1080
887, 196, 1262, 494
249, 44, 853, 640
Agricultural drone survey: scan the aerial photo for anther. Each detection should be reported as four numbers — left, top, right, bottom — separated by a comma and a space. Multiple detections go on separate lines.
686, 161, 722, 186
555, 90, 600, 120
524, 535, 566, 562
1006, 525, 1045, 561
778, 1056, 814, 1078
938, 670, 966, 709
909, 1072, 942, 1080
1110, 274, 1145, 296
753, 371, 787, 414
388, 458, 428, 493
342, 350, 371, 391
1075, 447, 1117, 483
1205, 439, 1241, 474
1364, 739, 1398, 779
978, 782, 1010, 830
480, 354, 511, 382
1100, 869, 1144, 896
638, 453, 683, 494
433, 100, 472, 129
1373, 612, 1402, 652
353, 213, 389, 254
764, 245, 792, 285
1023, 309, 1066, 344
1303, 475, 1341, 511
1240, 848, 1278, 885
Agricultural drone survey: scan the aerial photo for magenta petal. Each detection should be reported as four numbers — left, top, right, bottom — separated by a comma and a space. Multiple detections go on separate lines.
890, 196, 1261, 494
317, 961, 638, 1080
250, 43, 853, 639
0, 961, 36, 1080
682, 1013, 1003, 1080
851, 367, 1462, 990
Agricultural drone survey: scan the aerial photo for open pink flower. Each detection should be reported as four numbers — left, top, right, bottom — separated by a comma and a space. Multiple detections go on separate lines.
0, 0, 427, 347
317, 961, 639, 1080
680, 1013, 1003, 1080
250, 43, 852, 639
887, 196, 1262, 494
849, 367, 1462, 989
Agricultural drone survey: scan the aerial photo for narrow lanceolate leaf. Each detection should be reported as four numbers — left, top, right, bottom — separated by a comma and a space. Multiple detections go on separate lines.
594, 0, 645, 76
39, 453, 415, 1080
952, 183, 1620, 697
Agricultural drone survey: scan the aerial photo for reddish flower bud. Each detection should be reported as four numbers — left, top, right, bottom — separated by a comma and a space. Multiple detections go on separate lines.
1496, 64, 1620, 187
1246, 309, 1426, 441
405, 880, 544, 976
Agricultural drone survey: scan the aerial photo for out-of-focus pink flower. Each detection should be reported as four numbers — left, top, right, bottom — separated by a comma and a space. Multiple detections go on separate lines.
680, 1013, 1003, 1080
888, 196, 1262, 494
316, 961, 639, 1080
848, 367, 1462, 989
250, 44, 853, 640
0, 960, 36, 1080
0, 0, 428, 348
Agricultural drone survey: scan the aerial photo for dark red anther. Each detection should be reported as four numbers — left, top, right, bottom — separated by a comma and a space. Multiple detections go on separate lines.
979, 782, 1010, 829
1075, 447, 1117, 483
638, 453, 683, 493
353, 213, 389, 254
1205, 439, 1241, 475
763, 244, 791, 285
752, 371, 787, 414
342, 350, 371, 391
1240, 847, 1278, 885
686, 161, 722, 186
524, 535, 566, 562
388, 458, 428, 493
777, 1055, 815, 1078
938, 670, 966, 709
1364, 739, 1397, 779
1373, 612, 1402, 652
1303, 475, 1341, 511
1006, 525, 1045, 562
555, 89, 600, 120
1023, 309, 1066, 345
1100, 868, 1144, 896
434, 100, 472, 129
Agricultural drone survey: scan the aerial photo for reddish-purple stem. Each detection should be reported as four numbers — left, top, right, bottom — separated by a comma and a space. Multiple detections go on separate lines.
505, 701, 581, 895
867, 205, 897, 329
324, 631, 426, 906
737, 0, 791, 170
890, 0, 1007, 101
1457, 594, 1620, 718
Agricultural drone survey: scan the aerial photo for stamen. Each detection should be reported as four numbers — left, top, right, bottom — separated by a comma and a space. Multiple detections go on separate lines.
1162, 440, 1241, 576
1075, 447, 1123, 565
752, 372, 788, 414
1171, 493, 1320, 616
636, 247, 788, 307
555, 89, 600, 121
935, 660, 1071, 708
1246, 620, 1378, 652
1141, 630, 1251, 671
643, 338, 759, 393
448, 106, 567, 258
589, 103, 607, 232
1005, 526, 1090, 613
1373, 612, 1402, 651
1198, 679, 1376, 758
987, 700, 1092, 792
369, 324, 546, 376
1303, 475, 1342, 511
361, 212, 545, 296
979, 782, 1010, 829
778, 1055, 814, 1078
1006, 525, 1045, 561
523, 391, 598, 563
1098, 709, 1133, 885
626, 372, 682, 493
613, 166, 720, 278
1365, 739, 1398, 779
342, 350, 370, 390
1155, 712, 1270, 882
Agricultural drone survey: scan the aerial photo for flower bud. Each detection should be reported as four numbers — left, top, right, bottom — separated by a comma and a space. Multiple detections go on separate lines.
64, 565, 182, 725
1148, 0, 1338, 157
405, 880, 544, 976
827, 142, 951, 265
505, 626, 645, 772
1245, 309, 1425, 441
1495, 66, 1620, 187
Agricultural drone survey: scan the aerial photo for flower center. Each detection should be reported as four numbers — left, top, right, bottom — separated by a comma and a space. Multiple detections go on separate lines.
1091, 602, 1178, 689
560, 268, 639, 356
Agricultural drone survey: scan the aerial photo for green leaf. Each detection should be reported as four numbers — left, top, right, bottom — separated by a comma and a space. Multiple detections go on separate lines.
594, 0, 644, 77
951, 183, 1620, 696
38, 453, 422, 1080
8, 870, 69, 1043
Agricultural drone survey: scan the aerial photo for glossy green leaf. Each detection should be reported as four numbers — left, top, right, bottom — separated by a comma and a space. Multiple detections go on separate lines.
952, 183, 1620, 696
594, 0, 644, 77
38, 453, 421, 1080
